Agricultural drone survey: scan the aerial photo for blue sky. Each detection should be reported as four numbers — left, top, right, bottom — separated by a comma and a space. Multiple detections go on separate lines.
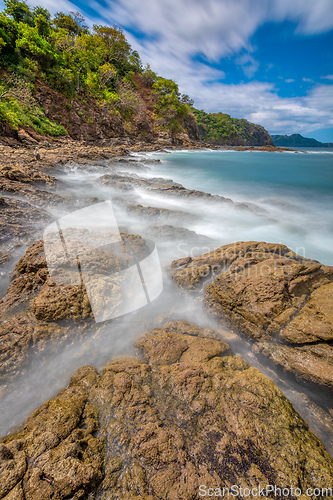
2, 0, 333, 141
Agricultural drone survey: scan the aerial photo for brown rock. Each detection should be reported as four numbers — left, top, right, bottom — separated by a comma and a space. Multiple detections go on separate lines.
0, 232, 149, 386
17, 129, 38, 145
170, 241, 333, 388
1, 368, 103, 499
0, 164, 58, 187
0, 197, 52, 245
0, 177, 64, 208
127, 204, 197, 223
1, 321, 333, 499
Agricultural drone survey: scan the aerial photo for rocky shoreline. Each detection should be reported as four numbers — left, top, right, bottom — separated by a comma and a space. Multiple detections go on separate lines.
0, 140, 332, 499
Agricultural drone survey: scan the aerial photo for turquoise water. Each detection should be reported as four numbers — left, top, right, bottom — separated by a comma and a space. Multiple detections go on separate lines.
145, 148, 333, 265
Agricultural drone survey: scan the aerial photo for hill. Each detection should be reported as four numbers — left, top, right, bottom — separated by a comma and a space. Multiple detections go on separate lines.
272, 134, 333, 148
193, 109, 273, 146
0, 1, 273, 148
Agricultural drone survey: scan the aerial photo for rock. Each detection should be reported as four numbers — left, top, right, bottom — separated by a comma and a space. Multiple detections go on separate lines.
0, 232, 150, 386
253, 342, 333, 389
0, 177, 65, 208
170, 241, 333, 389
17, 129, 38, 145
0, 197, 52, 245
99, 172, 181, 191
0, 250, 12, 265
100, 171, 264, 215
127, 204, 197, 224
0, 368, 103, 499
1, 321, 333, 499
0, 164, 58, 187
145, 184, 265, 214
144, 224, 212, 245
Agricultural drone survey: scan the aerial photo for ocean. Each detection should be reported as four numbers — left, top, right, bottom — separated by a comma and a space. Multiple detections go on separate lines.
142, 147, 333, 265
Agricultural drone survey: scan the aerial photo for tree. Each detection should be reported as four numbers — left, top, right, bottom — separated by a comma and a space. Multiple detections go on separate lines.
53, 11, 87, 36
16, 21, 55, 68
93, 25, 131, 69
4, 0, 33, 25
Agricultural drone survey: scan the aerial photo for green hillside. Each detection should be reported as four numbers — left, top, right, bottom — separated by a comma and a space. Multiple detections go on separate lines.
0, 0, 273, 146
193, 109, 273, 146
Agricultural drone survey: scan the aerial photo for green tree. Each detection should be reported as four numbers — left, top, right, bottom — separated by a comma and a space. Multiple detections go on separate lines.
4, 0, 33, 25
53, 11, 87, 36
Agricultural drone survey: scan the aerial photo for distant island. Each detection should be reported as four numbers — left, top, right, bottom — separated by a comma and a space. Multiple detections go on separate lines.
272, 133, 333, 148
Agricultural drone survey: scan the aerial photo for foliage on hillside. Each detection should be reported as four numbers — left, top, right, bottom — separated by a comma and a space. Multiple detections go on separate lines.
0, 1, 273, 145
0, 0, 194, 139
272, 134, 333, 148
193, 109, 273, 146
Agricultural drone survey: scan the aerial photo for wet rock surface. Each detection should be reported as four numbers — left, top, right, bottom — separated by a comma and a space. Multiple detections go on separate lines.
127, 204, 197, 224
99, 172, 182, 191
0, 164, 58, 187
170, 241, 333, 389
100, 171, 264, 214
0, 164, 65, 208
0, 197, 52, 246
1, 321, 332, 499
144, 224, 212, 245
0, 232, 149, 386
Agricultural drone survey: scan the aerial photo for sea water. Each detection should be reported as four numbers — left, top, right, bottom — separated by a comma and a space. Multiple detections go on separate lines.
143, 148, 333, 265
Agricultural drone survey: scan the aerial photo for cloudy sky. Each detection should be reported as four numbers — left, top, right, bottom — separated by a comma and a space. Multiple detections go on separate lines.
2, 0, 333, 141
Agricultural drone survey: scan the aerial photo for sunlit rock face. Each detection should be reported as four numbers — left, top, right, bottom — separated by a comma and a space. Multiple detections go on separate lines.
170, 241, 333, 389
1, 320, 332, 499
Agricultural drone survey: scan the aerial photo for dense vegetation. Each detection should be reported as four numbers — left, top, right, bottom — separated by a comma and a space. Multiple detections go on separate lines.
193, 109, 273, 146
0, 0, 194, 138
272, 134, 333, 148
0, 0, 273, 145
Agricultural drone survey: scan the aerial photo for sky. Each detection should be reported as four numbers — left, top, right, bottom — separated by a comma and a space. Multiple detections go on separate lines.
2, 0, 333, 141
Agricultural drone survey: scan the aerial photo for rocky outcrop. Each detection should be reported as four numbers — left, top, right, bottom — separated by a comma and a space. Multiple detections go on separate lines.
0, 232, 149, 386
31, 79, 198, 147
99, 172, 182, 191
0, 197, 52, 245
144, 224, 212, 245
0, 164, 64, 249
1, 321, 332, 499
0, 164, 58, 187
126, 204, 197, 224
170, 241, 333, 389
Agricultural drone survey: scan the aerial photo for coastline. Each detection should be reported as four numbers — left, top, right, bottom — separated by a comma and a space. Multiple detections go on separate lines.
0, 138, 295, 168
0, 140, 332, 497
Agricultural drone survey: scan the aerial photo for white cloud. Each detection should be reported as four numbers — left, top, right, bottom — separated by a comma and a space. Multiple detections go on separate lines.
321, 75, 333, 81
270, 0, 333, 35
303, 77, 313, 82
92, 0, 333, 61
235, 54, 260, 78
87, 0, 333, 134
285, 79, 295, 83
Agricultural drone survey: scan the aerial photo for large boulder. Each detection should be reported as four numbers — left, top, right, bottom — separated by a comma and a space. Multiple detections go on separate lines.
0, 232, 149, 386
1, 321, 332, 499
170, 241, 333, 389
